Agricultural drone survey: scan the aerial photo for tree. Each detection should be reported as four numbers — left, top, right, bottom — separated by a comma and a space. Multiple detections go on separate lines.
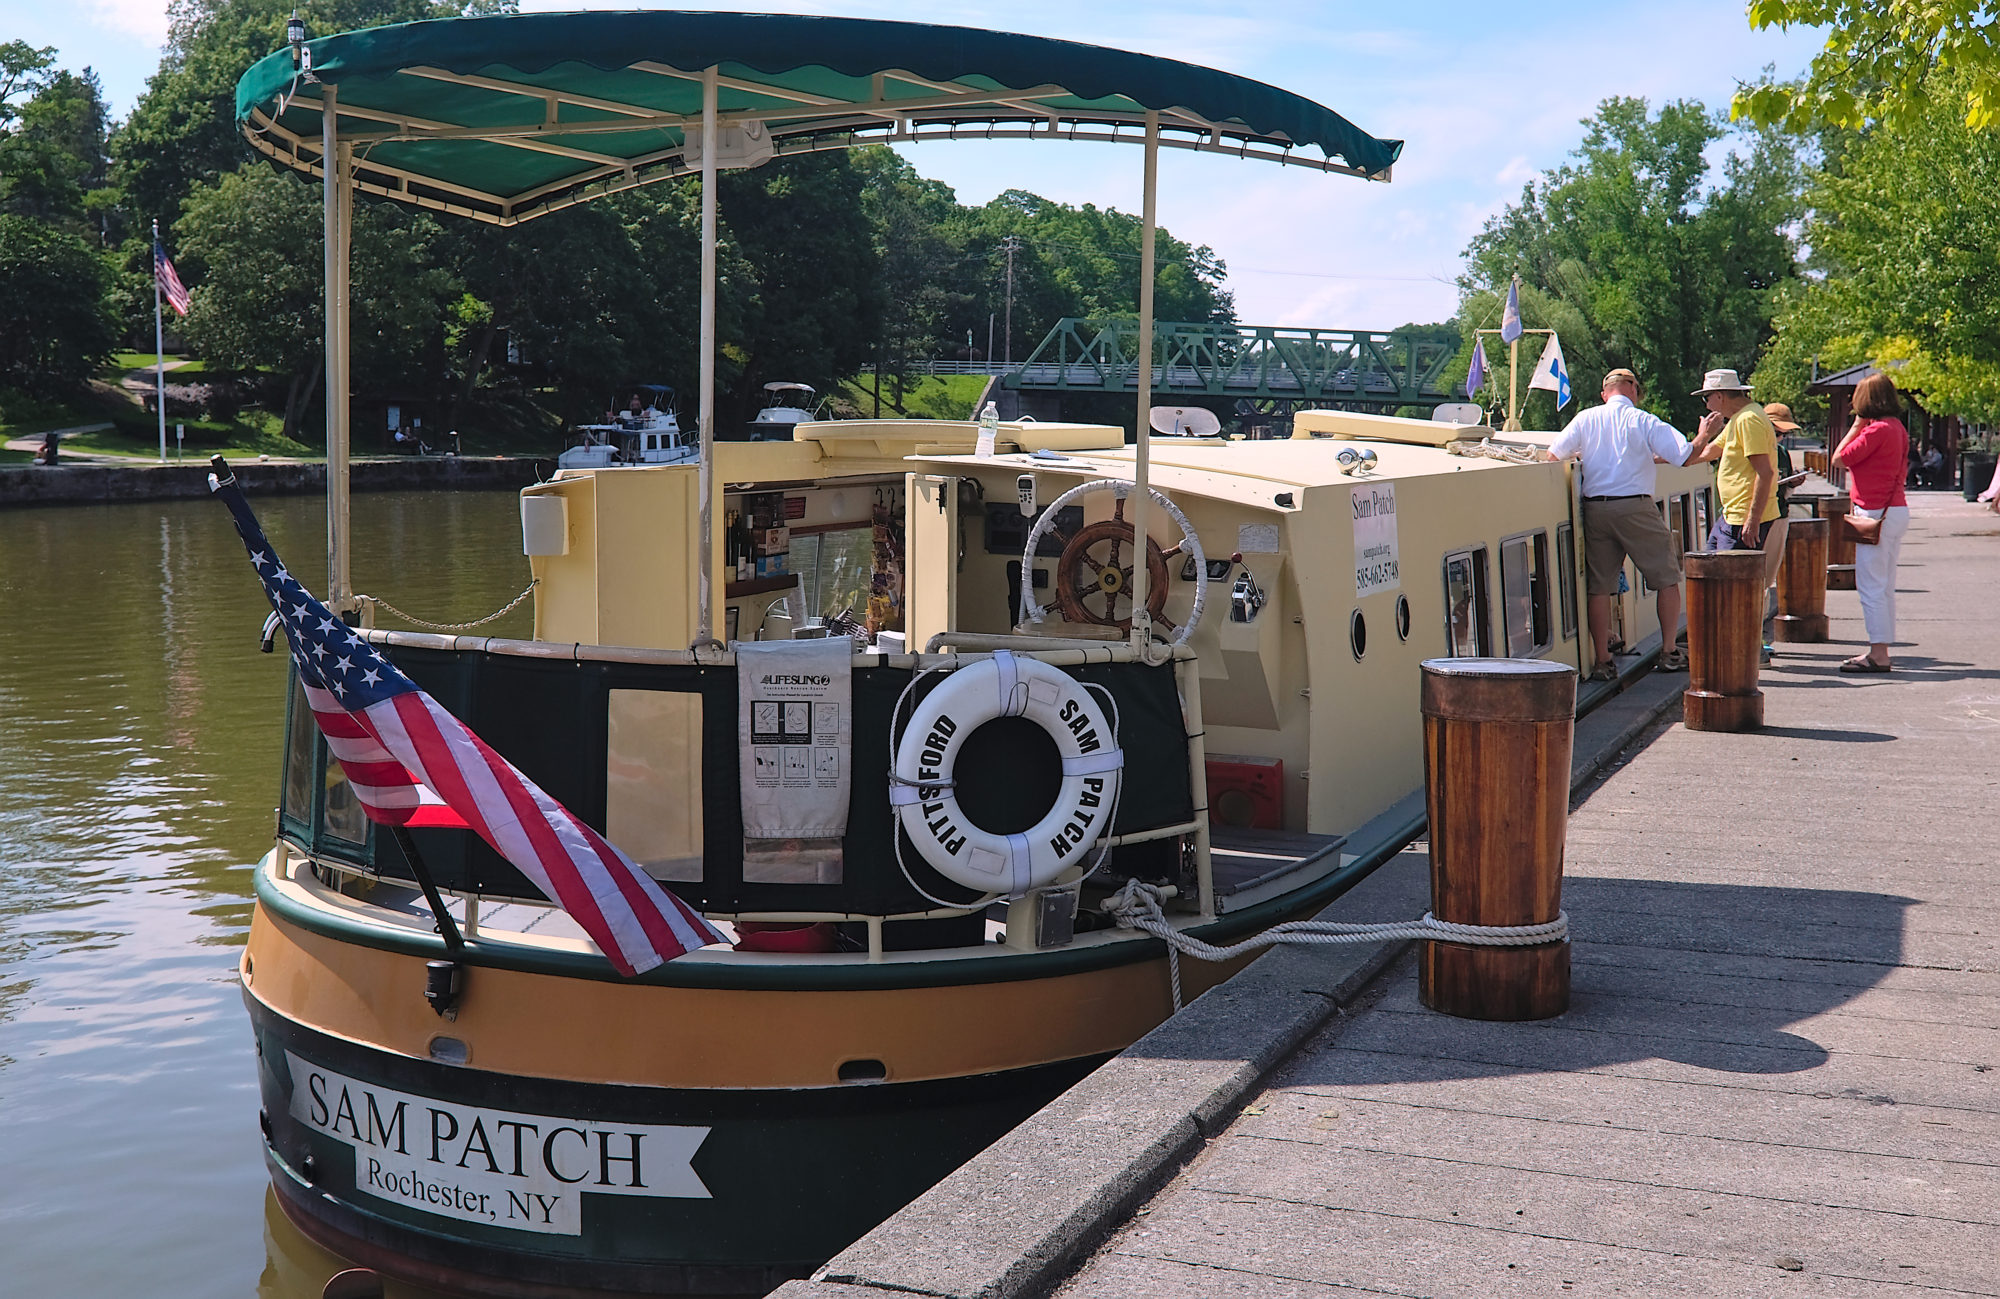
116, 0, 486, 234
174, 165, 456, 439
1461, 97, 1803, 428
715, 152, 881, 422
1751, 78, 2000, 420
855, 147, 965, 408
1, 69, 113, 235
1738, 1, 2000, 131
0, 216, 117, 393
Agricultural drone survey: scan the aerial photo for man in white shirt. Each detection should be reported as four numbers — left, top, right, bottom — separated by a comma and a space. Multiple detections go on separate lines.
1547, 369, 1700, 680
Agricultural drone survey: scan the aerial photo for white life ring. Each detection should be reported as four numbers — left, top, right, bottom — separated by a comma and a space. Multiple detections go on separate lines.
890, 652, 1123, 896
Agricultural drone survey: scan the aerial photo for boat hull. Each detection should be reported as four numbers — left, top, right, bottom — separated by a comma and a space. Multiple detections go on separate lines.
250, 993, 1103, 1295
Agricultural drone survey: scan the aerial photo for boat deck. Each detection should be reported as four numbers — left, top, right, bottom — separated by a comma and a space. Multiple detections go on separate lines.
1209, 825, 1346, 900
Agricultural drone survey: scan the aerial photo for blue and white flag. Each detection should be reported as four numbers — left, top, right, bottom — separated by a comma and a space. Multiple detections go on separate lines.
1528, 332, 1572, 409
1499, 279, 1523, 344
1466, 336, 1488, 397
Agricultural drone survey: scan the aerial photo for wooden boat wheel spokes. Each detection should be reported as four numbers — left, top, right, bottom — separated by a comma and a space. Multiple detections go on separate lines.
1053, 494, 1183, 632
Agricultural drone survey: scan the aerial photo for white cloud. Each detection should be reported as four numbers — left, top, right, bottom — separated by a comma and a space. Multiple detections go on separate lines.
81, 0, 168, 45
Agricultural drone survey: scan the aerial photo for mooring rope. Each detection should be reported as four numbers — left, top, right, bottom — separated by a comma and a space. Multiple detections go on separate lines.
363, 579, 539, 632
1445, 437, 1544, 465
1100, 879, 1569, 1012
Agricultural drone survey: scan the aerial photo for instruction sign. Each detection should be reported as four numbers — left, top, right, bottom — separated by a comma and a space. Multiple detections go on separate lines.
737, 639, 851, 840
1352, 482, 1400, 597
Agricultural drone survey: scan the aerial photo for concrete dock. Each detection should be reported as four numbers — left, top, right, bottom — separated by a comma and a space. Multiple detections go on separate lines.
784, 492, 1999, 1299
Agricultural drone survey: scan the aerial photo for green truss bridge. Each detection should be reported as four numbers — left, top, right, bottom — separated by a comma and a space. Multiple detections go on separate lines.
1003, 319, 1459, 411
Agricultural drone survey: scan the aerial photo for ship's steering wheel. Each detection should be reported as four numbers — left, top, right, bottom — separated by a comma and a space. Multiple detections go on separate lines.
1020, 480, 1207, 645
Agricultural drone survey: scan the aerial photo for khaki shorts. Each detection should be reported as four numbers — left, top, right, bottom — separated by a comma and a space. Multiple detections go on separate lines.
1583, 496, 1682, 596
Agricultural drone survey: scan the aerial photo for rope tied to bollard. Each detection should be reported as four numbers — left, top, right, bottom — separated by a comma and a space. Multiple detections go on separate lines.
1100, 880, 1569, 1012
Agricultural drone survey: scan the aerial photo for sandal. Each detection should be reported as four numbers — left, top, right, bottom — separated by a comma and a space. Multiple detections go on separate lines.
1586, 661, 1619, 683
1655, 649, 1687, 673
1839, 657, 1891, 674
1606, 637, 1628, 656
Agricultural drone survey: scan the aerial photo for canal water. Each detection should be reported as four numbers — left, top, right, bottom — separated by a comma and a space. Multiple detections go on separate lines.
0, 489, 534, 1297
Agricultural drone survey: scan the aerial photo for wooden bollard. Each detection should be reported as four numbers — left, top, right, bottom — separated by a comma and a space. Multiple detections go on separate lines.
1683, 550, 1764, 731
1773, 517, 1830, 643
1819, 492, 1857, 590
1417, 658, 1573, 1021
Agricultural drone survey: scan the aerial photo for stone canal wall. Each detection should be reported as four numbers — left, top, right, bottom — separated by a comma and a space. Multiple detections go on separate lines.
0, 456, 551, 508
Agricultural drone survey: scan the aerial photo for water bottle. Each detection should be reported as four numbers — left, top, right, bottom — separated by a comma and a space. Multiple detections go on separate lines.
976, 401, 999, 459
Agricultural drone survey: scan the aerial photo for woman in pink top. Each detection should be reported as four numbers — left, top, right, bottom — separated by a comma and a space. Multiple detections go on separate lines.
1831, 373, 1911, 672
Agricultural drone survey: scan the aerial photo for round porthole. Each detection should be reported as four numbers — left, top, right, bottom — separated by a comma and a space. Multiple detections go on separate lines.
1395, 594, 1412, 641
1350, 609, 1367, 660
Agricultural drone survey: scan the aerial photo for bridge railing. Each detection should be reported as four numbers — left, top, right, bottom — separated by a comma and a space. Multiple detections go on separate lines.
1005, 319, 1458, 406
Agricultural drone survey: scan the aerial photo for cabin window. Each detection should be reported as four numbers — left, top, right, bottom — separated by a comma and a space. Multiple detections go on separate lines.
321, 753, 369, 848
606, 690, 705, 882
1693, 488, 1713, 549
1499, 530, 1551, 657
280, 676, 316, 836
1667, 494, 1688, 559
789, 523, 875, 626
1555, 523, 1578, 640
1442, 546, 1490, 657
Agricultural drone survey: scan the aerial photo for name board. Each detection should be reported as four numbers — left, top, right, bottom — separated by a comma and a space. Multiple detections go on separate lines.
1352, 482, 1400, 597
287, 1053, 710, 1237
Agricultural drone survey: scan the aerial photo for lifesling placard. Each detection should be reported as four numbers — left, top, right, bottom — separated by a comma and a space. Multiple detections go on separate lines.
736, 638, 852, 844
1352, 482, 1400, 597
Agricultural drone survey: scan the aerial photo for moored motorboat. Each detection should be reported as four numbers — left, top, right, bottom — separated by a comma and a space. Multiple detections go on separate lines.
560, 385, 695, 470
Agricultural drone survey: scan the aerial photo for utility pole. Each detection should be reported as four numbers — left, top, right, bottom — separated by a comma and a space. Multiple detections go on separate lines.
987, 312, 995, 369
1002, 235, 1019, 366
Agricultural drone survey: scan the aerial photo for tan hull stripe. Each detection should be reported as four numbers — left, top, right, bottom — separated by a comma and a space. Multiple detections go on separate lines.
244, 906, 1251, 1089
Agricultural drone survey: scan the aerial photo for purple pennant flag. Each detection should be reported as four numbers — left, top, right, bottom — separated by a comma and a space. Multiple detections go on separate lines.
1466, 336, 1489, 397
1500, 279, 1523, 344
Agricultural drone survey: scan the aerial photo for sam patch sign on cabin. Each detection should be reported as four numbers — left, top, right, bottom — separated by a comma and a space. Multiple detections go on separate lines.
1352, 483, 1400, 598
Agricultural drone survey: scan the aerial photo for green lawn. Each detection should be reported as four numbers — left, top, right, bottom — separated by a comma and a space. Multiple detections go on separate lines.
834, 372, 989, 421
65, 406, 315, 461
111, 351, 208, 377
0, 447, 35, 464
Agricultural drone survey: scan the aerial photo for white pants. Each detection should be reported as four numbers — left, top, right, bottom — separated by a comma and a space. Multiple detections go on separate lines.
1854, 505, 1911, 645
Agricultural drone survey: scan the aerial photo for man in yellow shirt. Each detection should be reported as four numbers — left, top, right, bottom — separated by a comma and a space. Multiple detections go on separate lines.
1685, 369, 1780, 550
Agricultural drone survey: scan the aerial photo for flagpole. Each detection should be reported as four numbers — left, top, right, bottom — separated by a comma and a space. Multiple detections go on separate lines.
1129, 110, 1158, 650
153, 219, 166, 464
1506, 337, 1520, 432
695, 66, 718, 648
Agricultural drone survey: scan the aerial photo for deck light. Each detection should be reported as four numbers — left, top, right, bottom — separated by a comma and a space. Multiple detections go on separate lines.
287, 11, 308, 65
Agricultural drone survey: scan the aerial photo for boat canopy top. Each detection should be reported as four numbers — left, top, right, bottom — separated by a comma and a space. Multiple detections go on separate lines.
235, 10, 1403, 224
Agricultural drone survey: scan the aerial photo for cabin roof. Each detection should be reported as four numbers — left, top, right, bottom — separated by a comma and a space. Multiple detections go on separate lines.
911, 422, 1555, 509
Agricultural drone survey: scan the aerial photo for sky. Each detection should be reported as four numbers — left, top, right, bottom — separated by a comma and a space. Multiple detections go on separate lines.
16, 0, 1828, 330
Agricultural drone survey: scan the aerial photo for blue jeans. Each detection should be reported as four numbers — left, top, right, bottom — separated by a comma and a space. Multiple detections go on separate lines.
1708, 517, 1773, 551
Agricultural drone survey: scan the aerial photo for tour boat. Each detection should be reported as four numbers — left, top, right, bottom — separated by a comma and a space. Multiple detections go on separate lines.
227, 12, 1716, 1296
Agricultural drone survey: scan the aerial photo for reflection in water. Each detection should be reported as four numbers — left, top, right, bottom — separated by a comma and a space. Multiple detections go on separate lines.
0, 491, 531, 1298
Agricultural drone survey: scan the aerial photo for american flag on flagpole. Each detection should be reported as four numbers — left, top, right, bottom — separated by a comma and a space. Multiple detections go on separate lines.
155, 239, 191, 317
208, 462, 724, 976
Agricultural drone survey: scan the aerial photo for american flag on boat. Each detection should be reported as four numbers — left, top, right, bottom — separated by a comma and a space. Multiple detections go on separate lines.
208, 463, 724, 976
154, 239, 190, 317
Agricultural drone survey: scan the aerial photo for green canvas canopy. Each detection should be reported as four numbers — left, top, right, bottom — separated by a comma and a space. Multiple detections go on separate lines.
236, 10, 1403, 224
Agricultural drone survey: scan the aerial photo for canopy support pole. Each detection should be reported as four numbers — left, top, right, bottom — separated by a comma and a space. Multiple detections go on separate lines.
323, 86, 354, 613
1129, 111, 1158, 650
695, 66, 718, 647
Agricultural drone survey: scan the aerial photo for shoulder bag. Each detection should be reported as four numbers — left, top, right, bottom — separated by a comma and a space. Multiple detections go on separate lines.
1840, 512, 1883, 546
